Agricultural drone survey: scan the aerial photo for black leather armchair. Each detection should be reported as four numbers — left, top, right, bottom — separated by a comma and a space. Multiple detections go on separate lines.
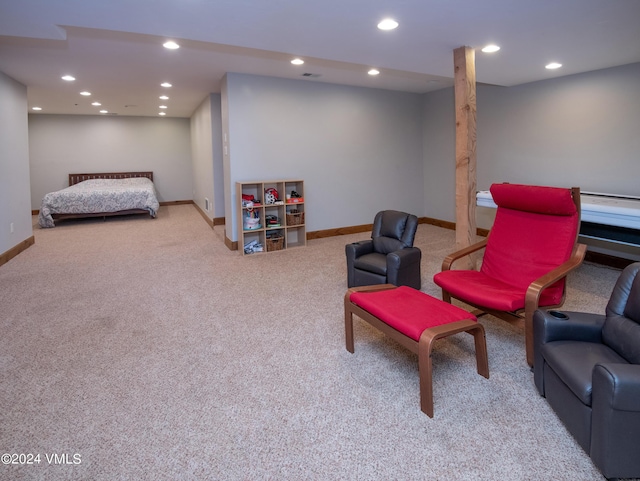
345, 210, 421, 289
533, 262, 640, 480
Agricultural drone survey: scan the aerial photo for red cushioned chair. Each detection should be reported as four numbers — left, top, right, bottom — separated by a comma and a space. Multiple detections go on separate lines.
433, 183, 587, 366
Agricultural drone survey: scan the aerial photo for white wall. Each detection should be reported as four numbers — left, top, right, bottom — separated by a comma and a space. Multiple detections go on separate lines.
211, 95, 225, 219
477, 63, 640, 196
191, 96, 215, 218
423, 62, 640, 226
28, 115, 193, 208
224, 73, 424, 240
0, 71, 32, 255
221, 75, 232, 235
190, 94, 225, 220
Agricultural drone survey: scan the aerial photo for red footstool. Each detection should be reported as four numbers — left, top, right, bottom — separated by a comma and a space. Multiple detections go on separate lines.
345, 284, 489, 417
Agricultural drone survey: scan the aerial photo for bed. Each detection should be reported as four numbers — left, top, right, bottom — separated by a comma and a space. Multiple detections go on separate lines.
38, 172, 160, 228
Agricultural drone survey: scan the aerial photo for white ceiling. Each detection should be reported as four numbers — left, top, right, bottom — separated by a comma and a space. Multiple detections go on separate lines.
1, 0, 639, 118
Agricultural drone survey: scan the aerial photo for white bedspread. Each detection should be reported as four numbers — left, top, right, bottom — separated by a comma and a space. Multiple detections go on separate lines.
39, 177, 160, 228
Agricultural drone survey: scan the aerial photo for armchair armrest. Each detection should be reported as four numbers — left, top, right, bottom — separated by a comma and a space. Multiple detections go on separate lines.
525, 243, 587, 314
533, 309, 605, 394
441, 239, 487, 271
387, 247, 421, 268
533, 309, 605, 345
387, 247, 422, 290
591, 362, 640, 478
345, 240, 373, 261
524, 242, 587, 366
594, 363, 640, 411
346, 240, 374, 288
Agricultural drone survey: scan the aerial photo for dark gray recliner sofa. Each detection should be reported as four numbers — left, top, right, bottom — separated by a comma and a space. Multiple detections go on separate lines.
533, 262, 640, 480
345, 210, 421, 290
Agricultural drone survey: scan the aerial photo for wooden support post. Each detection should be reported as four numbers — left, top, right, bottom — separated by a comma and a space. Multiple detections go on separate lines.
453, 46, 477, 268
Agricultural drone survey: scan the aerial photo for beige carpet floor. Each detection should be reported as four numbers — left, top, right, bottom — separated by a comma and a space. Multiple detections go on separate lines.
0, 204, 630, 480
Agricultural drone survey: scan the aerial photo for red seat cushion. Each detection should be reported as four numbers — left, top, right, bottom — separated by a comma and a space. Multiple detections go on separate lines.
349, 286, 476, 342
433, 269, 560, 311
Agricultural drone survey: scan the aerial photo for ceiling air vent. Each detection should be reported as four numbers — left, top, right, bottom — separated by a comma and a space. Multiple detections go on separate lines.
301, 73, 321, 78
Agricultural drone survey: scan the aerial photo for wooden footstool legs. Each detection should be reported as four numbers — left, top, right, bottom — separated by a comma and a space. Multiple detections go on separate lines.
418, 320, 489, 417
345, 284, 489, 418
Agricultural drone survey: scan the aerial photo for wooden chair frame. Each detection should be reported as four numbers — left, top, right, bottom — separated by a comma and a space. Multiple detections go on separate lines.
440, 187, 587, 366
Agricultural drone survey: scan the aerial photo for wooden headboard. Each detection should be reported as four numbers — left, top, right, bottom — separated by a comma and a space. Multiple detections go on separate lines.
69, 172, 153, 186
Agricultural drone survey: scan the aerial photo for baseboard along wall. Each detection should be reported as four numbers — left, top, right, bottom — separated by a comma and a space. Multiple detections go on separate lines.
0, 236, 35, 268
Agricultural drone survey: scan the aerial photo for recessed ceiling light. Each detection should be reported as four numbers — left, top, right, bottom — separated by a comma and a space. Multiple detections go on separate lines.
161, 82, 172, 88
91, 102, 101, 106
377, 18, 398, 30
31, 107, 42, 111
163, 41, 180, 50
159, 95, 169, 100
291, 58, 304, 65
61, 75, 75, 81
100, 110, 108, 114
80, 91, 91, 96
545, 62, 563, 70
481, 44, 500, 53
368, 69, 380, 76
159, 112, 166, 116
159, 105, 168, 109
